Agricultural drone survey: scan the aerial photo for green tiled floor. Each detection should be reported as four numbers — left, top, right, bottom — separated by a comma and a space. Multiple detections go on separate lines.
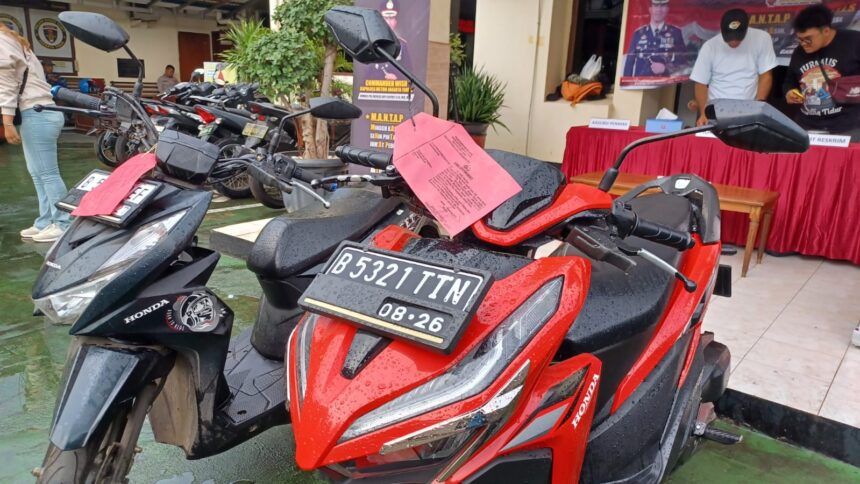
0, 138, 857, 483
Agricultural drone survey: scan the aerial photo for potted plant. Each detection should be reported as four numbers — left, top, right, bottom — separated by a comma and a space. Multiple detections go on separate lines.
452, 67, 508, 148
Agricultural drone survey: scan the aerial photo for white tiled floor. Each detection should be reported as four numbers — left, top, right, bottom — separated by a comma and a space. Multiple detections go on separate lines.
703, 249, 860, 427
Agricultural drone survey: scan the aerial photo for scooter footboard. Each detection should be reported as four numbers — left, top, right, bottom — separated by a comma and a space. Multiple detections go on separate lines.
50, 342, 173, 451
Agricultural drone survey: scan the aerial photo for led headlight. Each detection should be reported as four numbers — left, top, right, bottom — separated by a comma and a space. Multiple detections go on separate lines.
34, 210, 187, 325
340, 278, 562, 442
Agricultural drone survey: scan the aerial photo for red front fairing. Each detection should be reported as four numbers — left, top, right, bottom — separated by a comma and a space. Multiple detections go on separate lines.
289, 227, 593, 479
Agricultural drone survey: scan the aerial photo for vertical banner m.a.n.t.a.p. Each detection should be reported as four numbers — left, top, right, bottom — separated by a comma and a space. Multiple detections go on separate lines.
351, 0, 430, 151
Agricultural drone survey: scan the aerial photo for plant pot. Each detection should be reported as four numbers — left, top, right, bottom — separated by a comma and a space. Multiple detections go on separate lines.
460, 122, 489, 148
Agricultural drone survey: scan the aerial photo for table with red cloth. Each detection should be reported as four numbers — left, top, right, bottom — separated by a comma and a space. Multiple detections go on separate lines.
561, 126, 860, 264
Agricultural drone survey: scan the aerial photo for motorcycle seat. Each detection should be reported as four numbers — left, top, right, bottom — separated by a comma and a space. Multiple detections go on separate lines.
484, 150, 566, 231
558, 193, 693, 358
247, 188, 401, 281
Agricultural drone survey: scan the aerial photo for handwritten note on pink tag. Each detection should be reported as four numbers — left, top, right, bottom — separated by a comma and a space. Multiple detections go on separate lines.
393, 113, 522, 236
73, 153, 157, 216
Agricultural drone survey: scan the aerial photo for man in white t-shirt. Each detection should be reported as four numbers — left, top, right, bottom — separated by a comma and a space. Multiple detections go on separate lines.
690, 9, 777, 126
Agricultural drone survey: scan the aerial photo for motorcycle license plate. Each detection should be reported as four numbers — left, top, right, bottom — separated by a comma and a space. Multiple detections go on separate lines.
299, 242, 493, 353
56, 170, 163, 227
242, 122, 268, 139
198, 124, 216, 138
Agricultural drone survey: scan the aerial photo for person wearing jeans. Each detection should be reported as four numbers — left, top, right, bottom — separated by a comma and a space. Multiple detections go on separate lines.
1, 24, 70, 242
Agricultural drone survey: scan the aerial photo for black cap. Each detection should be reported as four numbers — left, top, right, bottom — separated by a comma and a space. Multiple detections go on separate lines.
721, 9, 749, 42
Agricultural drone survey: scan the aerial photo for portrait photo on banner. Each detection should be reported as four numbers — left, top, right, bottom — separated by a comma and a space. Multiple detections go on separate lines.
620, 0, 860, 88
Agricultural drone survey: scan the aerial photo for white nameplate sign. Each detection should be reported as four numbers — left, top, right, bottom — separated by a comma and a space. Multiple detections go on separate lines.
809, 133, 850, 148
589, 118, 631, 131
695, 131, 717, 138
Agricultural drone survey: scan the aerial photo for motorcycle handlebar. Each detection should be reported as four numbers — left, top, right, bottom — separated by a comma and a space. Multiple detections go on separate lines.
52, 86, 101, 111
273, 154, 316, 184
335, 145, 392, 170
611, 201, 694, 251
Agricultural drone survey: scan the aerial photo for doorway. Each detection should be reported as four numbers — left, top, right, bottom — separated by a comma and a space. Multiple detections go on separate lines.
178, 32, 212, 82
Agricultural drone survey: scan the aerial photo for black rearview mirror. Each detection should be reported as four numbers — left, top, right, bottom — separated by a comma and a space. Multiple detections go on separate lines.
324, 6, 400, 63
309, 97, 362, 120
58, 12, 128, 52
706, 100, 809, 153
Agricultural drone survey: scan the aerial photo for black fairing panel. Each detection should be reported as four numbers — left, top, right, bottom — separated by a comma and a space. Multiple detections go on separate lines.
484, 150, 565, 231
579, 331, 691, 483
34, 186, 211, 331
247, 188, 400, 280
558, 193, 692, 358
466, 449, 552, 484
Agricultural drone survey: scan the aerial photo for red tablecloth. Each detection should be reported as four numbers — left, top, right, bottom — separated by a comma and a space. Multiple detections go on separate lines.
562, 126, 860, 264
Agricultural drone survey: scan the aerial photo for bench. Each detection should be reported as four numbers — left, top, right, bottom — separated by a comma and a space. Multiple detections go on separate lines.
571, 171, 779, 277
109, 81, 161, 98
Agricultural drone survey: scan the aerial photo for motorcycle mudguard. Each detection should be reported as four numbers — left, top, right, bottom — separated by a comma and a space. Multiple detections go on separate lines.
50, 344, 172, 450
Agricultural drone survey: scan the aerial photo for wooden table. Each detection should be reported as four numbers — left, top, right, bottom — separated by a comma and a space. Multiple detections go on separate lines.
571, 171, 779, 277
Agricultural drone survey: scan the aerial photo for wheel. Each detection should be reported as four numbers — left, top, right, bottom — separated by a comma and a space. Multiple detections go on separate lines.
35, 382, 160, 484
249, 176, 285, 209
36, 403, 132, 484
212, 140, 252, 199
95, 132, 119, 168
114, 132, 141, 165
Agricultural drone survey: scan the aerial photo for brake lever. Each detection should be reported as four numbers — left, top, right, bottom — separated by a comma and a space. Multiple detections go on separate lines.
617, 241, 697, 293
291, 181, 331, 208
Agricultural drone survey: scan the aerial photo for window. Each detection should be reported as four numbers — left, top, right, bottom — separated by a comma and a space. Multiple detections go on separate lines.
567, 0, 624, 86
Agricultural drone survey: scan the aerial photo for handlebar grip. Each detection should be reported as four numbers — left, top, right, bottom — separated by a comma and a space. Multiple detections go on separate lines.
611, 200, 694, 251
335, 145, 392, 170
631, 218, 695, 251
52, 86, 100, 111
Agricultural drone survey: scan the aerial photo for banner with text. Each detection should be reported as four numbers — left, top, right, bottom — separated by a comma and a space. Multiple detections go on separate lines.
620, 0, 860, 88
351, 0, 430, 151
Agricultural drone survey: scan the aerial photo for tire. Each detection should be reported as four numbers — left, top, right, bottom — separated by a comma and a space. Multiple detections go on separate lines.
249, 176, 285, 209
114, 132, 138, 165
36, 403, 131, 484
95, 131, 119, 168
212, 140, 252, 199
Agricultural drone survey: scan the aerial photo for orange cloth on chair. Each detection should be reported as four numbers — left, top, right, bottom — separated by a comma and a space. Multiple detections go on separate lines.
561, 81, 603, 106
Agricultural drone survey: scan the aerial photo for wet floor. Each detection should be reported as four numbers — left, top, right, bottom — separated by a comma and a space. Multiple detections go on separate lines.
0, 136, 858, 483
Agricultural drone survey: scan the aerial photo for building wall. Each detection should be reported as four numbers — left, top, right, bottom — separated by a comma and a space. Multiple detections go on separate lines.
70, 6, 218, 84
474, 0, 676, 162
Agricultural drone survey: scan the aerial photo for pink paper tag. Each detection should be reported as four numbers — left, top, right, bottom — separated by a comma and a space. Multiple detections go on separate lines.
393, 113, 522, 236
73, 153, 157, 217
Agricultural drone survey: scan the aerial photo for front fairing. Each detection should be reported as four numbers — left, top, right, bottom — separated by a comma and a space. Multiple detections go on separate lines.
289, 228, 591, 471
32, 184, 211, 331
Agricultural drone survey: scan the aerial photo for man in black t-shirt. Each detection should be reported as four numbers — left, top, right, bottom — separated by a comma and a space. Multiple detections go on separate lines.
783, 5, 860, 140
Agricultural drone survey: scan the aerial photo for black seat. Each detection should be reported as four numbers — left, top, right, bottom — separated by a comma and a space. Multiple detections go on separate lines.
558, 193, 693, 358
485, 150, 565, 231
247, 188, 401, 280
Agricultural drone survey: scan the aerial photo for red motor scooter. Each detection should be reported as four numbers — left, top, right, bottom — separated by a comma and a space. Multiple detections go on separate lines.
282, 7, 811, 483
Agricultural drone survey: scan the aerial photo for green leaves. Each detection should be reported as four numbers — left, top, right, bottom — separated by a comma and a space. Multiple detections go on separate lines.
221, 0, 353, 101
453, 67, 508, 130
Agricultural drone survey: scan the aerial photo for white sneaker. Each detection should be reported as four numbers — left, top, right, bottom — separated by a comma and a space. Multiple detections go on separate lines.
20, 226, 41, 239
31, 224, 65, 243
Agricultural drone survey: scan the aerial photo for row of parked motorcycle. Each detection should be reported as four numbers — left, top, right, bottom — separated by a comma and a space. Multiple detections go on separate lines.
82, 75, 349, 209
28, 6, 812, 484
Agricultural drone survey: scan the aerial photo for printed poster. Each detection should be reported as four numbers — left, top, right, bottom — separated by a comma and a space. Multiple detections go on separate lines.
620, 0, 860, 88
0, 6, 26, 36
351, 0, 430, 151
29, 9, 73, 59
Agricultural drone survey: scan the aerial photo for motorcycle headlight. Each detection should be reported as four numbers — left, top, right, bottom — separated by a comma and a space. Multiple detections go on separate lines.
35, 210, 187, 325
339, 277, 562, 442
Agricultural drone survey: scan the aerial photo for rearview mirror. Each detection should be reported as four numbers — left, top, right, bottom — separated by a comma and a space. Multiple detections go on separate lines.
324, 6, 400, 63
706, 100, 809, 153
309, 97, 362, 120
58, 12, 129, 52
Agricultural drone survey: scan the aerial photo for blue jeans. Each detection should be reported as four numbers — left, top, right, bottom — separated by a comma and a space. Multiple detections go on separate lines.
19, 108, 70, 230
